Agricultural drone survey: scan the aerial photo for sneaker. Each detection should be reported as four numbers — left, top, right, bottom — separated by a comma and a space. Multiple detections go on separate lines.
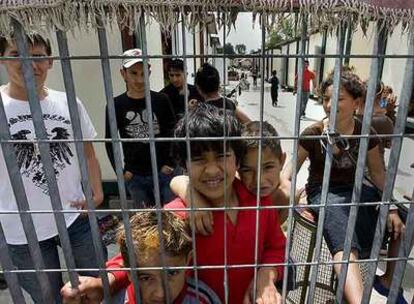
373, 275, 408, 304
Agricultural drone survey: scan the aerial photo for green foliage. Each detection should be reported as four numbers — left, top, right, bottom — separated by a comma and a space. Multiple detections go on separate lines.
223, 43, 236, 55
235, 43, 246, 54
266, 17, 295, 48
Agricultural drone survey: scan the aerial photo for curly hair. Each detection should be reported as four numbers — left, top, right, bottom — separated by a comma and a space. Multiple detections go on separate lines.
320, 67, 365, 100
117, 211, 192, 266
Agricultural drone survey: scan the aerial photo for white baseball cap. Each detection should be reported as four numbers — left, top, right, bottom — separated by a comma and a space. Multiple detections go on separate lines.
121, 48, 147, 68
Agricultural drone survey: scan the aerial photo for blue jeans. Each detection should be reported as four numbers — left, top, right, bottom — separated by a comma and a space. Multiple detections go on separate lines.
126, 167, 182, 208
306, 184, 380, 256
7, 216, 106, 303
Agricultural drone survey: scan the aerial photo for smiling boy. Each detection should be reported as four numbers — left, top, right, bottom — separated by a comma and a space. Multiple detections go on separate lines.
166, 104, 286, 304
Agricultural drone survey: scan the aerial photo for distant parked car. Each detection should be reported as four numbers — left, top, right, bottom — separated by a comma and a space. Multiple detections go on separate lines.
228, 70, 240, 81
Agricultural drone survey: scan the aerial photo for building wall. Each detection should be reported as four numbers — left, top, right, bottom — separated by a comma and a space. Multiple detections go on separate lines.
348, 22, 376, 79
382, 23, 410, 96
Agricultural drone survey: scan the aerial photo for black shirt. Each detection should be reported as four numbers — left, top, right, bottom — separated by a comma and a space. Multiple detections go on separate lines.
269, 76, 279, 90
205, 96, 236, 111
160, 83, 203, 118
105, 91, 176, 176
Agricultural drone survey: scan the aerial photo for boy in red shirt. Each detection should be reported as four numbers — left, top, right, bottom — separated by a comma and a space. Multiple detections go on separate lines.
60, 210, 221, 304
167, 103, 286, 304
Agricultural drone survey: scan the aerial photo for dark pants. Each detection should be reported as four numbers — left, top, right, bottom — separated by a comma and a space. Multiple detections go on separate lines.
8, 216, 106, 303
271, 88, 278, 105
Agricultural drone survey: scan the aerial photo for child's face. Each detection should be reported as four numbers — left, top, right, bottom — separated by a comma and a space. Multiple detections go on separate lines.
323, 85, 358, 121
134, 252, 189, 304
240, 147, 285, 197
168, 69, 185, 90
187, 148, 238, 206
1, 41, 52, 92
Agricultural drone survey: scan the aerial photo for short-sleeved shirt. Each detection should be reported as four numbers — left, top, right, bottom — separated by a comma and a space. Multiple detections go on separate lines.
356, 114, 394, 170
160, 83, 203, 118
0, 89, 96, 244
295, 69, 315, 92
299, 118, 379, 188
205, 96, 236, 111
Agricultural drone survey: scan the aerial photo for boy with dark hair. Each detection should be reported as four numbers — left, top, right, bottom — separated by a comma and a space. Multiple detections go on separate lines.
61, 210, 221, 303
171, 120, 290, 231
0, 34, 103, 302
167, 103, 286, 304
194, 63, 251, 124
105, 48, 177, 207
268, 70, 279, 107
160, 58, 203, 118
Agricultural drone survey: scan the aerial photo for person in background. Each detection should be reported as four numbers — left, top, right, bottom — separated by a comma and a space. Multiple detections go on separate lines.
160, 58, 203, 118
294, 59, 316, 118
269, 70, 280, 107
105, 48, 177, 207
194, 63, 251, 124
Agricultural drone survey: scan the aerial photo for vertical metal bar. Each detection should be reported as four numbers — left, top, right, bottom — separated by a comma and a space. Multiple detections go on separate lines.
193, 31, 197, 77
180, 13, 201, 303
319, 29, 327, 86
252, 12, 267, 303
96, 26, 142, 303
343, 22, 353, 66
307, 21, 346, 304
138, 13, 172, 304
221, 14, 229, 304
336, 21, 385, 303
362, 32, 414, 304
13, 19, 79, 300
0, 224, 26, 303
387, 193, 414, 304
0, 81, 50, 304
55, 29, 112, 303
282, 13, 309, 302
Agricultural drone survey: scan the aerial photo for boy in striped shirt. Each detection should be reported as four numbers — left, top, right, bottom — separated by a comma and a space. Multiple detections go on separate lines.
61, 210, 220, 304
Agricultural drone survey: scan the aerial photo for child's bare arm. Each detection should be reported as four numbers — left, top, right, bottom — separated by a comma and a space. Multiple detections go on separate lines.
367, 146, 405, 239
235, 107, 251, 124
272, 177, 291, 224
170, 175, 214, 235
61, 274, 117, 303
282, 146, 308, 182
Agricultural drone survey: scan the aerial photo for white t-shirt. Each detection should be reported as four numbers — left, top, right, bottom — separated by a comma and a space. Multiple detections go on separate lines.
0, 88, 97, 244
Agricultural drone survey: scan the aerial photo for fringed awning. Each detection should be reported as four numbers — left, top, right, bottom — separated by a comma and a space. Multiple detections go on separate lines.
0, 0, 413, 37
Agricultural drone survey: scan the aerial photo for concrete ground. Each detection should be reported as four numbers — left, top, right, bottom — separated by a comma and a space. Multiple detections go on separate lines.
0, 79, 412, 303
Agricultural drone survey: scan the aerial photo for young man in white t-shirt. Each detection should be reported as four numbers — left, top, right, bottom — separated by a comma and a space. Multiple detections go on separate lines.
0, 34, 104, 303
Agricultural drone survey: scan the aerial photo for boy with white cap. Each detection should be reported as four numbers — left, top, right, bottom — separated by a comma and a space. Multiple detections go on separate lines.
105, 48, 177, 207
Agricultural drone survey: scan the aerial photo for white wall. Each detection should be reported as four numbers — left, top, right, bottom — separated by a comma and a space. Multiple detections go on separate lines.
287, 42, 297, 87
382, 23, 410, 97
348, 22, 376, 79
